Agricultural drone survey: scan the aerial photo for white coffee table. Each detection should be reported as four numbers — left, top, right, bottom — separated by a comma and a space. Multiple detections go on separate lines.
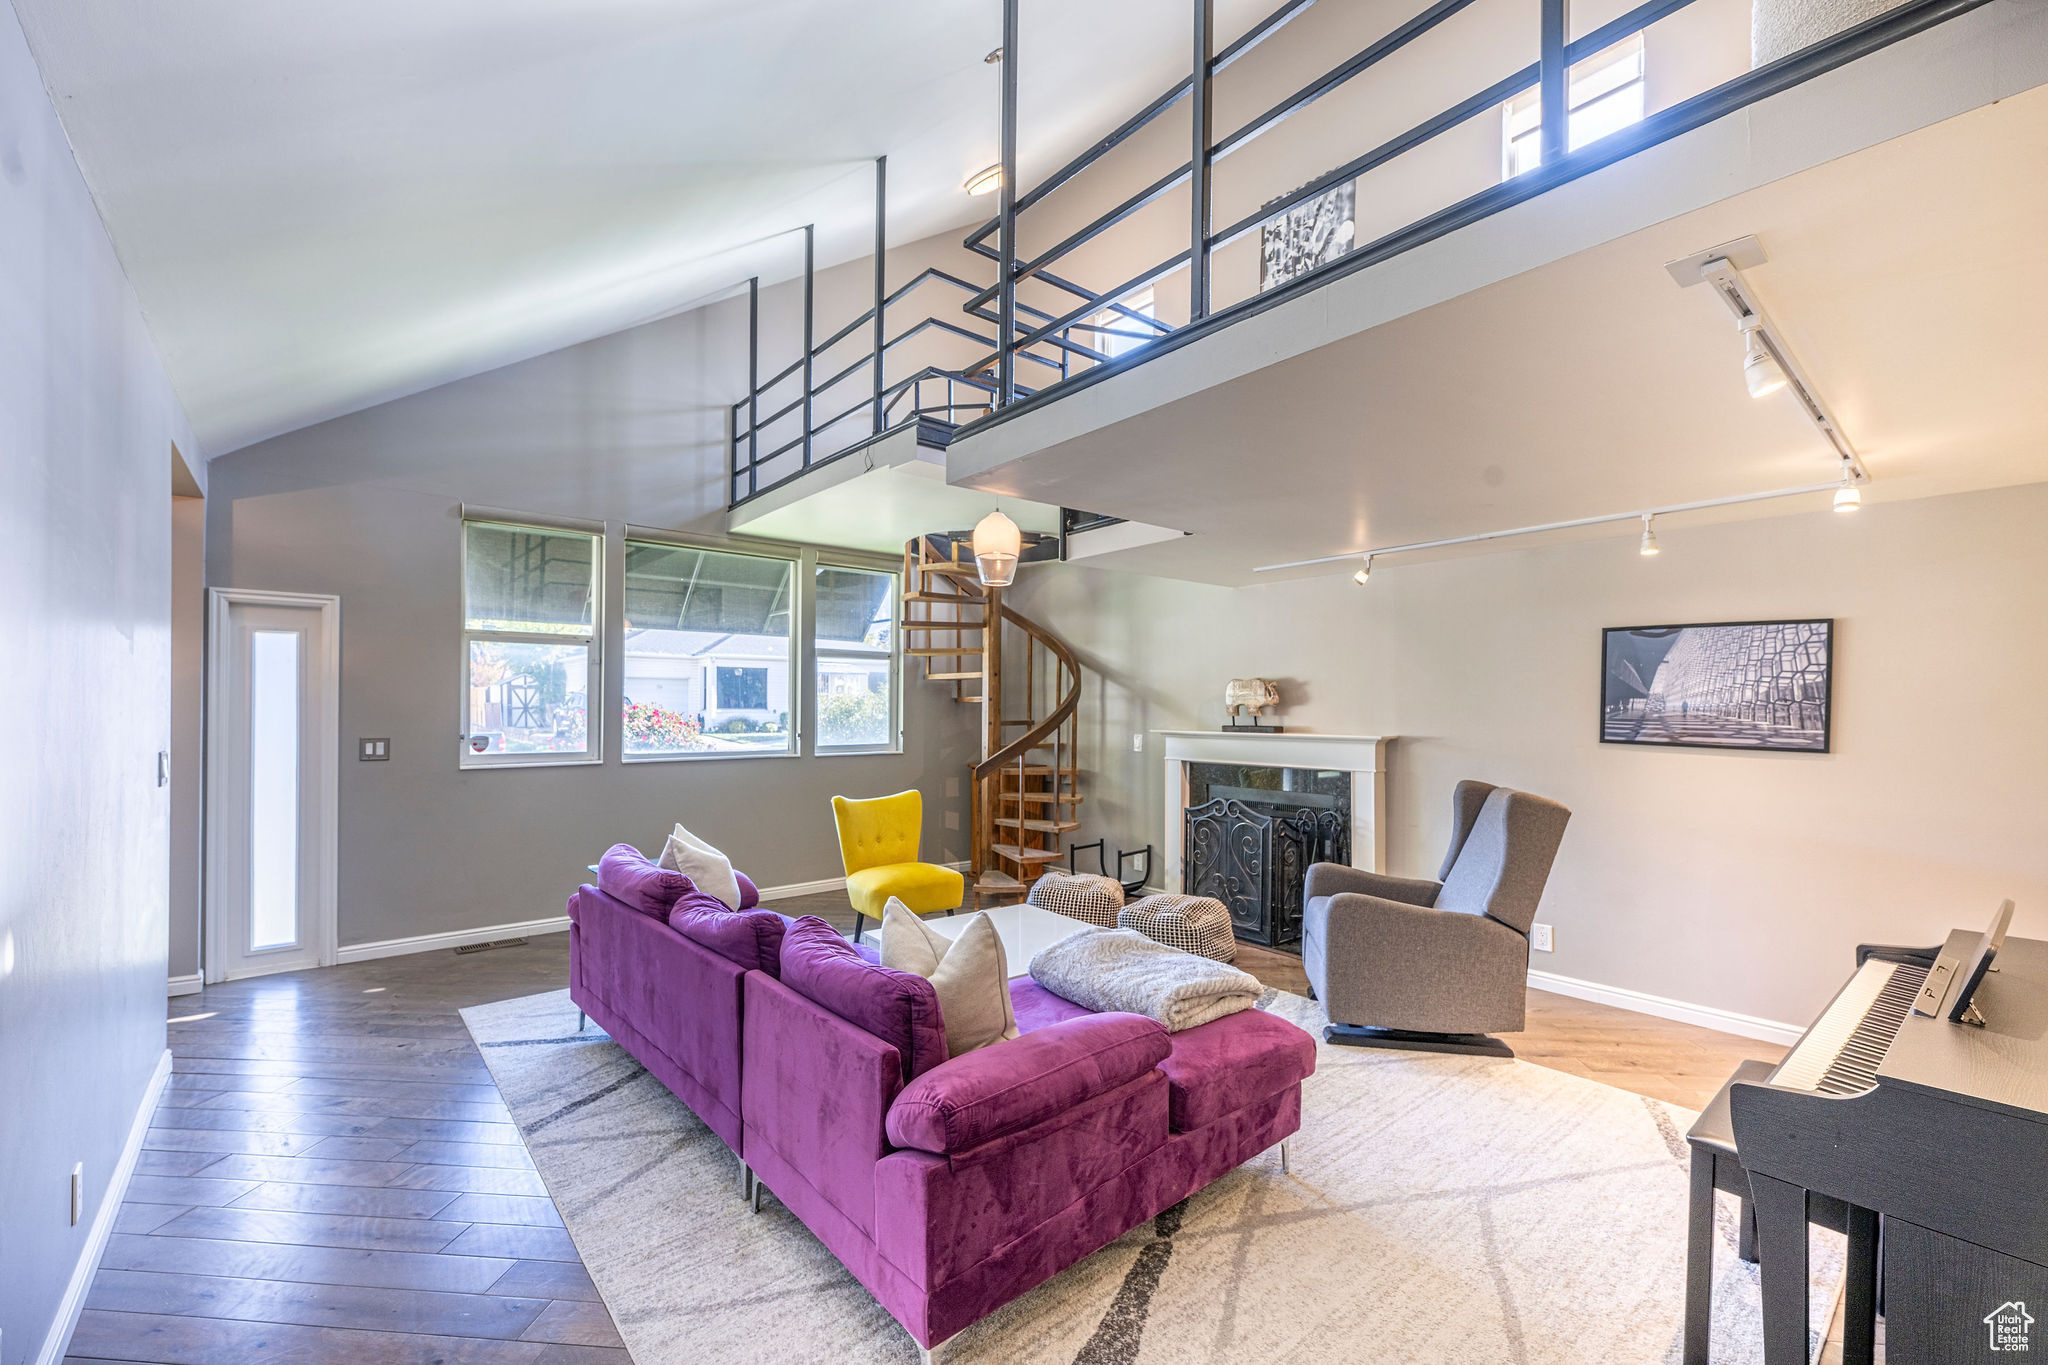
858, 903, 1098, 978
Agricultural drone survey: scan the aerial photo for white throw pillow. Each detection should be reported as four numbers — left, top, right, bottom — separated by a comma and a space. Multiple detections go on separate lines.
879, 899, 1020, 1057
657, 823, 741, 910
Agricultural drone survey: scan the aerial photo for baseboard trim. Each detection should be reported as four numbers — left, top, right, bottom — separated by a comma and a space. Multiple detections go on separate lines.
336, 916, 572, 965
39, 1047, 171, 1365
166, 973, 203, 997
1527, 968, 1804, 1046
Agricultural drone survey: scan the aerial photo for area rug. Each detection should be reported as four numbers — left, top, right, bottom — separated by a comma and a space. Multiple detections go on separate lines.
461, 988, 1841, 1364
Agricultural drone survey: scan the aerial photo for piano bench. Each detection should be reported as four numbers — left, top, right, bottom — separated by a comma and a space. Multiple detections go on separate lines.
1683, 1060, 1874, 1365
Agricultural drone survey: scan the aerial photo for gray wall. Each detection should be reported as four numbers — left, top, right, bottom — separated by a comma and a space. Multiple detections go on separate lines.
208, 299, 979, 951
0, 5, 195, 1358
1008, 484, 2048, 1031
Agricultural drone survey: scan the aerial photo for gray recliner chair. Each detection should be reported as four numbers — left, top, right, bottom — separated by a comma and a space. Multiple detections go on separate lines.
1302, 780, 1571, 1057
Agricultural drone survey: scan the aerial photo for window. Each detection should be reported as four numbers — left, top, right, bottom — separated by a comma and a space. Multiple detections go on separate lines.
1083, 288, 1157, 361
814, 563, 899, 752
461, 520, 600, 765
622, 540, 795, 758
1503, 35, 1645, 178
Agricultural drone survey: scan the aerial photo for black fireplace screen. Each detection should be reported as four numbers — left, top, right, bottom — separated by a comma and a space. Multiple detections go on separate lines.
1183, 767, 1350, 948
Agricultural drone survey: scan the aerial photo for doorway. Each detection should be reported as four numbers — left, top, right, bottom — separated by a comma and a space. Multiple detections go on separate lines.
205, 590, 339, 981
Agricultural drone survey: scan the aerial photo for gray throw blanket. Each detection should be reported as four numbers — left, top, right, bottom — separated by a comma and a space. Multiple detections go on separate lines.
1028, 929, 1262, 1032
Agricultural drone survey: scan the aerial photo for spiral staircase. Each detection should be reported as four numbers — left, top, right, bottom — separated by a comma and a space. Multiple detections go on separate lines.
900, 534, 1080, 905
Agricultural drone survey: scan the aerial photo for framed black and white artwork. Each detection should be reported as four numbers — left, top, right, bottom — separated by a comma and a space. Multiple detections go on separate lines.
1601, 619, 1833, 752
1259, 182, 1355, 292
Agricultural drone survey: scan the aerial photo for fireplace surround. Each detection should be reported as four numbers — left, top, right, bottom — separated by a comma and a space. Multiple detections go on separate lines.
1159, 731, 1394, 947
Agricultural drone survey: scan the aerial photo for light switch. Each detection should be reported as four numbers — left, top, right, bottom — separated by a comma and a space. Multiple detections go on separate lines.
1132, 733, 1144, 753
359, 738, 391, 761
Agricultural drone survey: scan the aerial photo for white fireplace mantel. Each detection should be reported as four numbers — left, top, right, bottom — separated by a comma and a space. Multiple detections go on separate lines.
1157, 731, 1395, 892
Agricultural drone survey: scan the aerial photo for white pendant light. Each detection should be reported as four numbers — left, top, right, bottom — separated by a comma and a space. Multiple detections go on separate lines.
1353, 554, 1373, 586
1740, 316, 1787, 398
972, 509, 1023, 587
1833, 467, 1862, 512
1638, 513, 1660, 556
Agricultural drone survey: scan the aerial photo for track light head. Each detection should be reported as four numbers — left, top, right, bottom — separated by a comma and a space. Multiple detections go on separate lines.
1740, 317, 1787, 398
1353, 554, 1373, 586
1638, 514, 1660, 557
1834, 466, 1862, 512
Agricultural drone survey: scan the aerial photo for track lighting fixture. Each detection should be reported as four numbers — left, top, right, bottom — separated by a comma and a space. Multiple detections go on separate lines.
1353, 555, 1373, 586
1638, 514, 1660, 557
964, 165, 1003, 196
1740, 316, 1787, 399
1833, 467, 1862, 512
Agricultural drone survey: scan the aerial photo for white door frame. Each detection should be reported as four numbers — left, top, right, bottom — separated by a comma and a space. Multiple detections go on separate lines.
204, 588, 341, 982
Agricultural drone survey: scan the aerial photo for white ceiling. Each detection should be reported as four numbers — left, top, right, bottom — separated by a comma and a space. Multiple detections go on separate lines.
15, 0, 1269, 454
956, 84, 2048, 585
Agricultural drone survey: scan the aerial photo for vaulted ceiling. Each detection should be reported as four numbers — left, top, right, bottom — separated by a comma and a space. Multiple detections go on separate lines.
13, 0, 1267, 454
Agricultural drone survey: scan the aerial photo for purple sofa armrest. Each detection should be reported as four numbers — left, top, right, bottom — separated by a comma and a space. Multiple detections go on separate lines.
885, 1012, 1169, 1156
734, 870, 760, 909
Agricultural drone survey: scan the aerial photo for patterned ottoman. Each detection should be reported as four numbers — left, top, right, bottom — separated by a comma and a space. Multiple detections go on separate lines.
1119, 894, 1237, 963
1025, 871, 1125, 929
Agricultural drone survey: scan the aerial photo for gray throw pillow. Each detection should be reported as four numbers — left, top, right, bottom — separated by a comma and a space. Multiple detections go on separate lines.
879, 899, 1020, 1058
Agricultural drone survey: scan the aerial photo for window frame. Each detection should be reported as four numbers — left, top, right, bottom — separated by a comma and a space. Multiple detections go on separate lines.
1501, 34, 1647, 180
618, 533, 801, 764
812, 555, 904, 757
1083, 287, 1158, 362
458, 517, 604, 770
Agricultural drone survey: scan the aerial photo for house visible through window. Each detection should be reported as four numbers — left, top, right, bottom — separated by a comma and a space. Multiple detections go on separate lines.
621, 540, 795, 758
1503, 35, 1645, 178
814, 563, 899, 752
716, 667, 769, 712
461, 520, 600, 765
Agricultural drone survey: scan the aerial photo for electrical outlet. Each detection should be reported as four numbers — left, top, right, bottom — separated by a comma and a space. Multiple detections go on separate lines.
1530, 923, 1554, 953
1132, 732, 1144, 753
71, 1162, 83, 1225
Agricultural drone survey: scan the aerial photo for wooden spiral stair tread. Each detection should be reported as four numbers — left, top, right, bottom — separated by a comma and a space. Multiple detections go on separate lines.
902, 532, 1085, 899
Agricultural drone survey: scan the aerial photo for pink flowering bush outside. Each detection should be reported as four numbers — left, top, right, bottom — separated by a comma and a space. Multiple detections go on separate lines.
624, 702, 710, 753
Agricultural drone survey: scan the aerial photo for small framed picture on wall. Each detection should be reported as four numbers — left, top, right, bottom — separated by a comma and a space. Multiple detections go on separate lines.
1601, 619, 1833, 752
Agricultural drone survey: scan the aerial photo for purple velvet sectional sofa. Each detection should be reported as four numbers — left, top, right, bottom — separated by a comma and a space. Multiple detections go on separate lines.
568, 846, 1316, 1359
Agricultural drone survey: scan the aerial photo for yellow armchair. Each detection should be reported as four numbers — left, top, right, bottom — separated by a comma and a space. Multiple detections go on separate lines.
832, 790, 963, 941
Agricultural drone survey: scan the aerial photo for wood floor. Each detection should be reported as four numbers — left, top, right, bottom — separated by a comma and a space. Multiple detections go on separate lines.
71, 933, 624, 1365
76, 901, 1784, 1363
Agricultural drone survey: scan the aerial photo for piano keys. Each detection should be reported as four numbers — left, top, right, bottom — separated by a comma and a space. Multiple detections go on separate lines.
1729, 927, 2048, 1364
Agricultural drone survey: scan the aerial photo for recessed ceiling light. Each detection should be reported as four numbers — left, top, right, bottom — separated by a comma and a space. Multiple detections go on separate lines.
964, 165, 1002, 196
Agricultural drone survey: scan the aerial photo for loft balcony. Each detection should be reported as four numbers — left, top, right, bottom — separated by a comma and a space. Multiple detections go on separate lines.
725, 0, 2047, 574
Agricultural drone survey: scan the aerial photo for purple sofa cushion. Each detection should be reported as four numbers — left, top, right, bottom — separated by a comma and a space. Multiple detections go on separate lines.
735, 871, 761, 909
884, 1012, 1168, 1156
597, 843, 695, 917
1009, 976, 1094, 1033
1154, 1006, 1317, 1132
667, 893, 789, 976
779, 916, 948, 1081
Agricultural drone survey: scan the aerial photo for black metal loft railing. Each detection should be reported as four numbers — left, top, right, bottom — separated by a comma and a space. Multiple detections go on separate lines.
731, 0, 1990, 509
